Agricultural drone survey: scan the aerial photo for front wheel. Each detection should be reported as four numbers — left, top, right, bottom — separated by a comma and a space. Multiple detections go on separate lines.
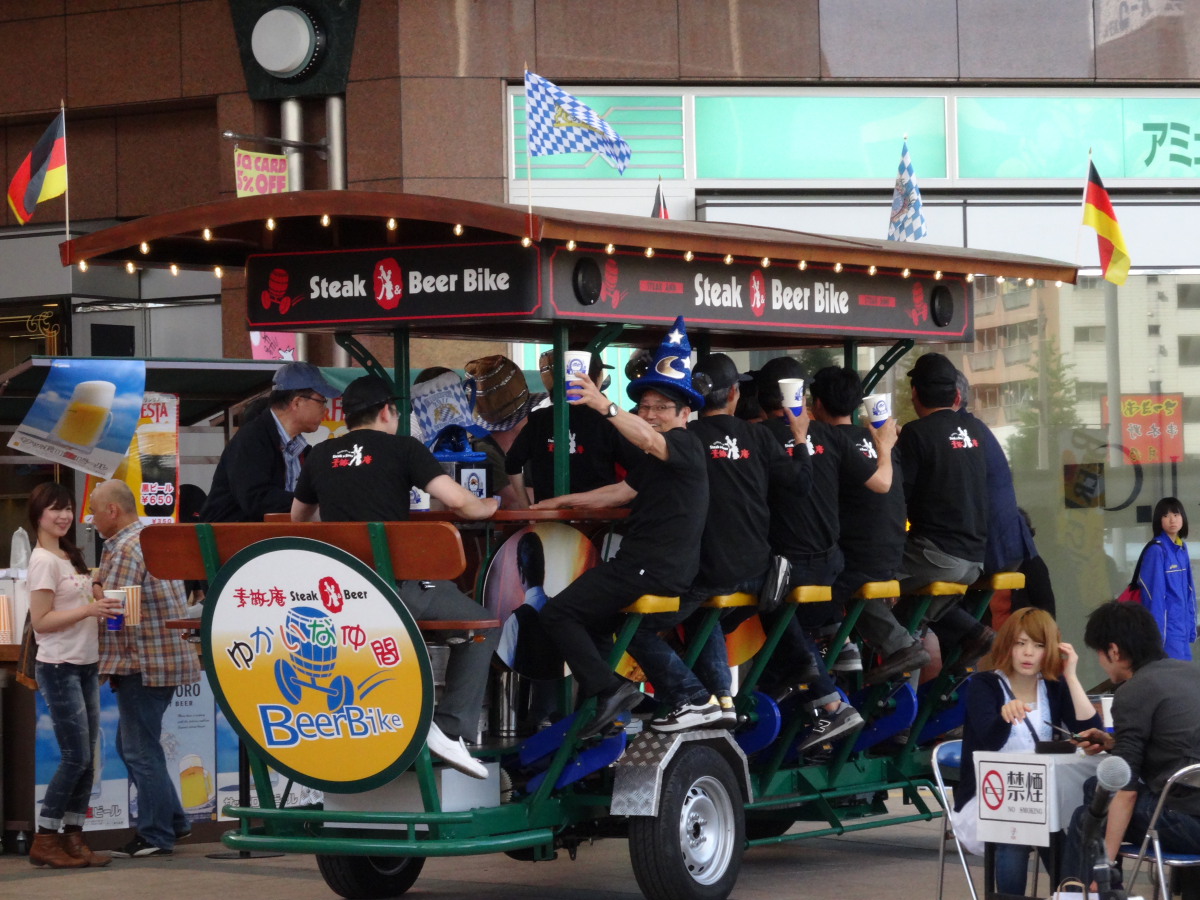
316, 854, 426, 899
629, 744, 745, 900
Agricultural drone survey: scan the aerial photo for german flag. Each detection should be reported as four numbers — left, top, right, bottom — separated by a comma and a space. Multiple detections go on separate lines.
1082, 161, 1129, 285
7, 112, 66, 225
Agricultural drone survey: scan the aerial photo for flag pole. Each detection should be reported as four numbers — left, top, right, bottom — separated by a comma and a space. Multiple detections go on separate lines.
61, 99, 69, 244
524, 65, 534, 241
1074, 148, 1091, 270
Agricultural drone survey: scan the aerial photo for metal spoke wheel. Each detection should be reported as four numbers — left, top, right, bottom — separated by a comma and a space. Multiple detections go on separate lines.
316, 854, 426, 899
629, 744, 745, 900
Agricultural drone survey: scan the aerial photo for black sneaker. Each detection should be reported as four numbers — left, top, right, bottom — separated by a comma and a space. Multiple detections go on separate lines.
864, 642, 932, 685
797, 702, 865, 752
110, 835, 172, 858
579, 680, 643, 740
650, 696, 724, 733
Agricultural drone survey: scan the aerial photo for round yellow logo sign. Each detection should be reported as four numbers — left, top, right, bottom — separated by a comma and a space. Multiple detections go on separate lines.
203, 538, 432, 792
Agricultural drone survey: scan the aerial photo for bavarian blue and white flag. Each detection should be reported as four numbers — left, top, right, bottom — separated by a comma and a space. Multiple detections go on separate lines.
887, 139, 927, 242
524, 70, 631, 174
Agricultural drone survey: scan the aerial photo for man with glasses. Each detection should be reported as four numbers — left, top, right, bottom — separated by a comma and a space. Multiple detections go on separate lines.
537, 318, 715, 737
201, 361, 341, 522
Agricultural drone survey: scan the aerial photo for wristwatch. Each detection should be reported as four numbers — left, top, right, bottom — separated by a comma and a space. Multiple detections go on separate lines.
604, 402, 619, 418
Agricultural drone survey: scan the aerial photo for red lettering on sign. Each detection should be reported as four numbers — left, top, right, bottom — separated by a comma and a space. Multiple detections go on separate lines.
858, 294, 897, 308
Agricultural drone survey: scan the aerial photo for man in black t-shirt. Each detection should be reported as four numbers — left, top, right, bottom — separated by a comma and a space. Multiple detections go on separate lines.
809, 366, 929, 684
537, 318, 713, 739
755, 357, 896, 746
681, 353, 815, 726
291, 375, 499, 780
896, 353, 991, 663
505, 348, 635, 505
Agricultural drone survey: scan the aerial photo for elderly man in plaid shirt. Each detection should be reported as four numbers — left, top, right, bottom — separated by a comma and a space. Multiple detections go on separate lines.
89, 479, 200, 859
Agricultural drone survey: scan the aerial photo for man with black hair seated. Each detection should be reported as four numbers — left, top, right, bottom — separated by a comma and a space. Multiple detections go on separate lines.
291, 374, 498, 779
808, 365, 928, 684
1062, 601, 1200, 896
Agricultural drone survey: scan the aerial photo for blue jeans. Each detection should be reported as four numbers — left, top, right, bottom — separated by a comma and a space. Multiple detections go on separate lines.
993, 841, 1051, 896
682, 573, 768, 698
112, 673, 188, 850
628, 598, 710, 709
36, 661, 99, 830
1062, 775, 1200, 893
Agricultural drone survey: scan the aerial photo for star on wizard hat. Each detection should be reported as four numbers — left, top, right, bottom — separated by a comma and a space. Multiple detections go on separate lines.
626, 316, 704, 409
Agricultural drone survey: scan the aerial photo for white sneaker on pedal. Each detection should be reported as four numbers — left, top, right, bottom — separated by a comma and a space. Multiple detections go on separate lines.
427, 722, 488, 779
650, 696, 724, 733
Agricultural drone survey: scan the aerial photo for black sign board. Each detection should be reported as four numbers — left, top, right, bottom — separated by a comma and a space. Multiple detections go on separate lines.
546, 248, 971, 342
246, 242, 539, 330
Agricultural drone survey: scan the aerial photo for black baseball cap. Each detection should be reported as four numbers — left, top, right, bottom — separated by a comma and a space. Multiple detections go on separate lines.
693, 353, 752, 393
341, 375, 398, 419
907, 353, 958, 388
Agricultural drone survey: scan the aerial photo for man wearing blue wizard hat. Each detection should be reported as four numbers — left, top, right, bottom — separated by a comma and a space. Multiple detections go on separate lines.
538, 317, 721, 737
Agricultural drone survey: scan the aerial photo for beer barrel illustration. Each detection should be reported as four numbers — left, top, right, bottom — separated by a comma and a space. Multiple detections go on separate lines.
274, 606, 354, 712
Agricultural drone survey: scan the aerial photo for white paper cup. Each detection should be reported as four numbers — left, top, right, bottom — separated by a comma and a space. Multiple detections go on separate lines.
563, 350, 591, 399
861, 392, 892, 428
778, 378, 805, 416
1100, 694, 1114, 729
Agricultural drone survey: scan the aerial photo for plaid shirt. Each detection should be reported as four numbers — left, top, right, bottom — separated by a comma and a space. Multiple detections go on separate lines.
98, 520, 201, 687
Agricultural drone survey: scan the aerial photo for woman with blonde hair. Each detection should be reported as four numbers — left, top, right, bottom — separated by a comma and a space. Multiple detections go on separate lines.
955, 607, 1101, 895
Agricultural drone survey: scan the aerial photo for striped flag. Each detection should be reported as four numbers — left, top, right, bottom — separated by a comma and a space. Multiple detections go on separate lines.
887, 139, 927, 242
1082, 161, 1130, 285
524, 71, 631, 174
7, 111, 67, 225
651, 179, 669, 219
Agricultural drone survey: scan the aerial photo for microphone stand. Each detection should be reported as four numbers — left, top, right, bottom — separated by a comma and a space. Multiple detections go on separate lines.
1085, 836, 1128, 900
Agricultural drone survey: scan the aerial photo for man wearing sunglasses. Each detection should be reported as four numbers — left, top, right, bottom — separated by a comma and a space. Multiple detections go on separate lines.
201, 362, 341, 523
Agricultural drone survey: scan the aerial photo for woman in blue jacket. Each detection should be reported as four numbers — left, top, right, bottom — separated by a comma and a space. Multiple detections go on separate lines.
1136, 496, 1197, 660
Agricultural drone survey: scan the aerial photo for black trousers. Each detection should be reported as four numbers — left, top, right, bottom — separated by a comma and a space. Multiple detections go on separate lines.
541, 558, 675, 699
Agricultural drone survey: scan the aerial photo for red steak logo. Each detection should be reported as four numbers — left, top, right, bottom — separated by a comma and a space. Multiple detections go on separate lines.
749, 270, 766, 317
319, 576, 345, 613
374, 258, 403, 310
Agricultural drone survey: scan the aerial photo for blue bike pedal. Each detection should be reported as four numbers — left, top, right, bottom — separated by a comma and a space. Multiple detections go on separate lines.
734, 692, 782, 755
851, 682, 917, 752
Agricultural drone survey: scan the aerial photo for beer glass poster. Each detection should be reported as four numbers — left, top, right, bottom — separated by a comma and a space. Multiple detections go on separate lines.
9, 359, 145, 478
82, 392, 180, 524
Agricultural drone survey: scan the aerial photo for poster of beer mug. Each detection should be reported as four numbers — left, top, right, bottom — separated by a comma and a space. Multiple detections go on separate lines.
179, 753, 215, 812
9, 358, 145, 479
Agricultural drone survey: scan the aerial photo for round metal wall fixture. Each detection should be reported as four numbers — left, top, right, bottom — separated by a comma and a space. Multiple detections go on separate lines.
572, 257, 602, 305
930, 285, 955, 327
251, 5, 326, 81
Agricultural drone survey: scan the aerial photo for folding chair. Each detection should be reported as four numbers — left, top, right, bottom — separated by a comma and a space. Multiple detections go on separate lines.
1118, 762, 1200, 900
932, 739, 979, 900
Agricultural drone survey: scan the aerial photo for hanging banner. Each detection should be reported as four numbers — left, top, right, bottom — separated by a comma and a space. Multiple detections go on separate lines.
9, 359, 145, 478
82, 392, 180, 524
249, 329, 298, 362
234, 148, 289, 197
1101, 393, 1185, 465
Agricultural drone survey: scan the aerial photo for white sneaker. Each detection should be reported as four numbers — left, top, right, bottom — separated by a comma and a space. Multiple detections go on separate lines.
427, 722, 488, 779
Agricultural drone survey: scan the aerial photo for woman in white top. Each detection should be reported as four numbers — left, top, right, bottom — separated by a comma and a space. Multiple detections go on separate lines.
27, 482, 122, 869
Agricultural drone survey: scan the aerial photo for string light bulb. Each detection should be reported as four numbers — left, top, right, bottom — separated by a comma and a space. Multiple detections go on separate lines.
868, 265, 877, 276
833, 262, 843, 273
1026, 277, 1035, 287
798, 260, 807, 271
266, 218, 276, 231
644, 247, 654, 258
760, 257, 771, 268
605, 244, 615, 255
521, 236, 532, 248
453, 223, 464, 236
566, 239, 576, 251
214, 266, 223, 279
996, 275, 1006, 284
934, 271, 943, 280
139, 242, 150, 254
320, 214, 331, 227
966, 273, 975, 283
125, 261, 136, 274
386, 218, 397, 231
202, 228, 212, 241
684, 251, 694, 262
169, 264, 179, 276
78, 260, 88, 272
902, 268, 910, 278
1055, 280, 1063, 287
724, 254, 734, 265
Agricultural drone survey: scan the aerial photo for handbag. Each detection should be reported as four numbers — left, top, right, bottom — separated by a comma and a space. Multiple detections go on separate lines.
757, 555, 791, 615
1117, 542, 1151, 604
948, 794, 985, 856
16, 612, 37, 691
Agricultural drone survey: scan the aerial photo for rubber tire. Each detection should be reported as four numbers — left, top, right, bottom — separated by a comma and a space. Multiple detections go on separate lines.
316, 854, 426, 899
628, 744, 745, 900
